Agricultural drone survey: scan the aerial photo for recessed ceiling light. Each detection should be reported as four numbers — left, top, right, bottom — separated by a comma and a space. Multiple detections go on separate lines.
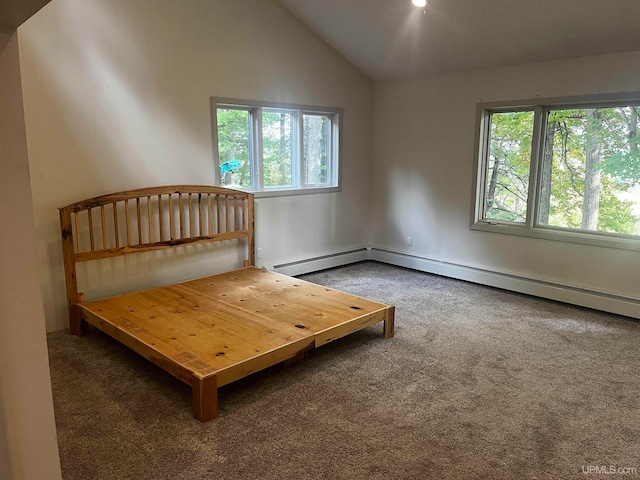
412, 0, 427, 7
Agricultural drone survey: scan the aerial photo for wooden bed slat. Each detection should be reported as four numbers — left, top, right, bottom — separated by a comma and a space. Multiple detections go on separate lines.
100, 206, 107, 250
188, 193, 194, 238
113, 202, 120, 248
169, 194, 175, 240
125, 199, 132, 246
147, 196, 153, 243
74, 211, 82, 253
137, 198, 142, 245
158, 195, 164, 242
179, 193, 184, 239
199, 194, 204, 238
246, 197, 255, 267
216, 195, 222, 234
88, 209, 95, 251
207, 194, 213, 236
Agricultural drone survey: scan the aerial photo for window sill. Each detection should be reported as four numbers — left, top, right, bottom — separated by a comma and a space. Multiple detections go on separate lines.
471, 221, 640, 252
227, 185, 342, 199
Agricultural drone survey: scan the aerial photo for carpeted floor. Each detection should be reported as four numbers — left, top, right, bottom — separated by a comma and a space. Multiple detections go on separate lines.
47, 261, 640, 479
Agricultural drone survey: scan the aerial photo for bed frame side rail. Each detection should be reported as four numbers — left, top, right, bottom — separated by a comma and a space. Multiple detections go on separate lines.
59, 185, 255, 335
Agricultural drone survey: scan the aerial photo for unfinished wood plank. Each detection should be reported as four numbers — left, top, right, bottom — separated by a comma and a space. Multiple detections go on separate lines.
79, 307, 194, 385
182, 268, 389, 336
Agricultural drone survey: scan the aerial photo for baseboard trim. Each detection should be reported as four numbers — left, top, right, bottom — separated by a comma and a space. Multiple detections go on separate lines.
271, 246, 640, 319
369, 248, 640, 319
272, 248, 369, 277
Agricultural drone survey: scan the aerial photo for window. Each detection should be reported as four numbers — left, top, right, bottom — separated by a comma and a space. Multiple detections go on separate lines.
212, 98, 341, 195
473, 95, 640, 250
483, 110, 535, 223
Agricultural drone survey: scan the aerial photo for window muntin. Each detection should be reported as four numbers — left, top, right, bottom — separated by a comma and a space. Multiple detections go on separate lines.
212, 98, 341, 195
474, 96, 640, 250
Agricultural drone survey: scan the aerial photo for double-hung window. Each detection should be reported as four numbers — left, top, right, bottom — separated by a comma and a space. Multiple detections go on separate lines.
473, 94, 640, 250
212, 98, 342, 196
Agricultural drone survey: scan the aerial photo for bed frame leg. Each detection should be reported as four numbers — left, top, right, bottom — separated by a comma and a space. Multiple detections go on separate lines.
192, 375, 218, 422
283, 343, 313, 367
384, 306, 395, 339
68, 304, 85, 337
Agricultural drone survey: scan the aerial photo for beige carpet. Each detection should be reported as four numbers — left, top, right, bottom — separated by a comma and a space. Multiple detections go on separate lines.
47, 261, 640, 479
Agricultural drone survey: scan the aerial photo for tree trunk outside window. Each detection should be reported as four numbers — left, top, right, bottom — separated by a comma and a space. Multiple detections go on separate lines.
582, 109, 603, 230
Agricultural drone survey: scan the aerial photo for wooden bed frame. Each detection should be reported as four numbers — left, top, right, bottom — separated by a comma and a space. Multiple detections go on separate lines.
59, 185, 394, 421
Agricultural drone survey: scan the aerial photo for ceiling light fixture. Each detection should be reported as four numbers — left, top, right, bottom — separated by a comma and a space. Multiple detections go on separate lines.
412, 0, 427, 7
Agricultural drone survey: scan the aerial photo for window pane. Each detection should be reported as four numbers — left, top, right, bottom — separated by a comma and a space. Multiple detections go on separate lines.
303, 114, 331, 186
539, 106, 640, 235
216, 108, 252, 188
262, 109, 293, 188
484, 110, 534, 223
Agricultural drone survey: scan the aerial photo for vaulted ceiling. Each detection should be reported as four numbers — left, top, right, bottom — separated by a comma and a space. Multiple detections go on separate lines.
4, 0, 640, 82
276, 0, 640, 82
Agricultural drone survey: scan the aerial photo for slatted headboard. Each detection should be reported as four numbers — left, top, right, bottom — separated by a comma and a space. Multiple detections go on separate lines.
59, 185, 254, 335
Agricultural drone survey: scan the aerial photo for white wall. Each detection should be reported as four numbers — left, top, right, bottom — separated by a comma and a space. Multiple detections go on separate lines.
0, 29, 61, 480
371, 51, 640, 308
18, 0, 374, 332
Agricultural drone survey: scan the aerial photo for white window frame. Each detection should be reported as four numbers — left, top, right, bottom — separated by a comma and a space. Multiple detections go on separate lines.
471, 92, 640, 252
212, 97, 342, 197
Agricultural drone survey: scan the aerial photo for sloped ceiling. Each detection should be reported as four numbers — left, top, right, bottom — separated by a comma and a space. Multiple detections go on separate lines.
5, 0, 640, 80
0, 0, 50, 29
276, 0, 640, 82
